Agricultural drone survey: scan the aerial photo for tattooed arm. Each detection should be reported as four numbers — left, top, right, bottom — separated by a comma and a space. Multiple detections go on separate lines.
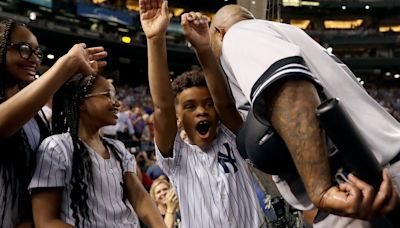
266, 78, 396, 219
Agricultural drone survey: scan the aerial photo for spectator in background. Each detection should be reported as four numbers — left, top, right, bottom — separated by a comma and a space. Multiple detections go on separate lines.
115, 101, 139, 148
146, 150, 166, 180
150, 179, 180, 228
130, 105, 146, 140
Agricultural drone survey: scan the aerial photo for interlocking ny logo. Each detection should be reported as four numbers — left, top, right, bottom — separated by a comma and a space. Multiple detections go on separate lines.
218, 143, 238, 173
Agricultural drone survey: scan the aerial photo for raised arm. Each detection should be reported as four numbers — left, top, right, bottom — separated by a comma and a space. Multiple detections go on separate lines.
267, 78, 397, 219
0, 44, 107, 138
140, 0, 177, 157
181, 12, 243, 134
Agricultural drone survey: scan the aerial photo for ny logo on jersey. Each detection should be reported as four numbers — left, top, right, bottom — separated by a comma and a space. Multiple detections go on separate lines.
218, 143, 238, 174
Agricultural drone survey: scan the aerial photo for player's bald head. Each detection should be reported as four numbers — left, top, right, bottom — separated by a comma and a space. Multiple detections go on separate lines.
212, 5, 255, 31
209, 5, 254, 59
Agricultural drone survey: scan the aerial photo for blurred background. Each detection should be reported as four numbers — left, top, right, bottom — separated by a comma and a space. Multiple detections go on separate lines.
1, 0, 399, 120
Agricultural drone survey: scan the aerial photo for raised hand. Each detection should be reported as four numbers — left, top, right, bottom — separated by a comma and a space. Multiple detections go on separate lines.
65, 43, 107, 76
319, 169, 398, 219
166, 189, 179, 213
181, 12, 210, 52
139, 0, 169, 39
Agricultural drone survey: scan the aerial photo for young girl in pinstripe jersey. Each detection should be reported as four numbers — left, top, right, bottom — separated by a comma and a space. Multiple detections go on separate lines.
0, 19, 107, 227
29, 74, 165, 228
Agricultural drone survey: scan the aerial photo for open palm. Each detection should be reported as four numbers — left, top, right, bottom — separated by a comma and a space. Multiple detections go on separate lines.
139, 0, 169, 39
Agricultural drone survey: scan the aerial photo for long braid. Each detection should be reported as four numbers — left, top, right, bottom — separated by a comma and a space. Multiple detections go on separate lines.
52, 74, 97, 227
0, 19, 13, 102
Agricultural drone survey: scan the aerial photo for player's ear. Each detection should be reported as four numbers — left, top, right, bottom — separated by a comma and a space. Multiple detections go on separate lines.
215, 26, 226, 41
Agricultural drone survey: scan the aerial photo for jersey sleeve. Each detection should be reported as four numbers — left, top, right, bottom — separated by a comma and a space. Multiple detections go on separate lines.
221, 20, 319, 125
114, 139, 137, 174
28, 136, 68, 189
155, 132, 184, 177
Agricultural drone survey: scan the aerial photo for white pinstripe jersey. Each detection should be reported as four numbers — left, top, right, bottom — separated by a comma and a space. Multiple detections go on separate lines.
221, 19, 400, 213
28, 133, 140, 227
0, 117, 41, 228
156, 124, 266, 228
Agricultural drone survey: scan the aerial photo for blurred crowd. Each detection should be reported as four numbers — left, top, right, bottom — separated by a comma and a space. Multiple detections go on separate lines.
365, 83, 400, 121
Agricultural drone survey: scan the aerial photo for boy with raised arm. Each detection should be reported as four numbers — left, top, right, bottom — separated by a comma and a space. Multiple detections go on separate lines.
139, 0, 266, 227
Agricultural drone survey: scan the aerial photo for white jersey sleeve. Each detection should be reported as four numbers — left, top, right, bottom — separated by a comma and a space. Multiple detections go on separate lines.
29, 136, 69, 189
154, 133, 183, 176
221, 19, 318, 124
105, 138, 136, 174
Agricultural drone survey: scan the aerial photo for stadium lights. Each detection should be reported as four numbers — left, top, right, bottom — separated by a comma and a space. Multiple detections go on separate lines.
121, 36, 132, 44
290, 20, 311, 29
394, 74, 400, 79
365, 5, 370, 10
301, 1, 320, 7
385, 72, 391, 77
326, 47, 333, 53
379, 25, 400, 33
47, 54, 54, 60
324, 19, 363, 29
29, 12, 37, 21
342, 5, 347, 10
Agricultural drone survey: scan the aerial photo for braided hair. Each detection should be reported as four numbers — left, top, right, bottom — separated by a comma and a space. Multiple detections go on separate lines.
0, 19, 48, 227
0, 19, 27, 101
52, 74, 127, 227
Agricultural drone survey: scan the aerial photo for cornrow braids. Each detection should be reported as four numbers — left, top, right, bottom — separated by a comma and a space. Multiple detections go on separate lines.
0, 19, 41, 227
52, 74, 98, 227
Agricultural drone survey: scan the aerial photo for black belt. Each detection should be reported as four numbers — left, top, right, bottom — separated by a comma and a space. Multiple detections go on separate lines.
389, 152, 400, 165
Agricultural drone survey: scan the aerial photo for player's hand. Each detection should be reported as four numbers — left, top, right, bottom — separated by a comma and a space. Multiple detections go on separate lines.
64, 43, 107, 76
181, 12, 210, 52
319, 169, 398, 220
139, 0, 169, 40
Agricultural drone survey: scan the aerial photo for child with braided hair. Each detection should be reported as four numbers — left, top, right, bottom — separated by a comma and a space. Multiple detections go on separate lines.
0, 19, 107, 227
29, 74, 165, 228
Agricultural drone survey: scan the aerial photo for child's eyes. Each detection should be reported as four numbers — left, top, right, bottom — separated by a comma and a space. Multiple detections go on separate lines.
184, 104, 194, 109
206, 101, 214, 107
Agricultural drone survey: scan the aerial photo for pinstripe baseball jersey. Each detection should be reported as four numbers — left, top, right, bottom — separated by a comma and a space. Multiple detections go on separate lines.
28, 133, 140, 227
156, 124, 266, 228
0, 117, 42, 228
220, 19, 400, 214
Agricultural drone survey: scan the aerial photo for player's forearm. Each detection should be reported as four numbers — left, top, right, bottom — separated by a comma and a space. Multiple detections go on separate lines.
267, 79, 332, 205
